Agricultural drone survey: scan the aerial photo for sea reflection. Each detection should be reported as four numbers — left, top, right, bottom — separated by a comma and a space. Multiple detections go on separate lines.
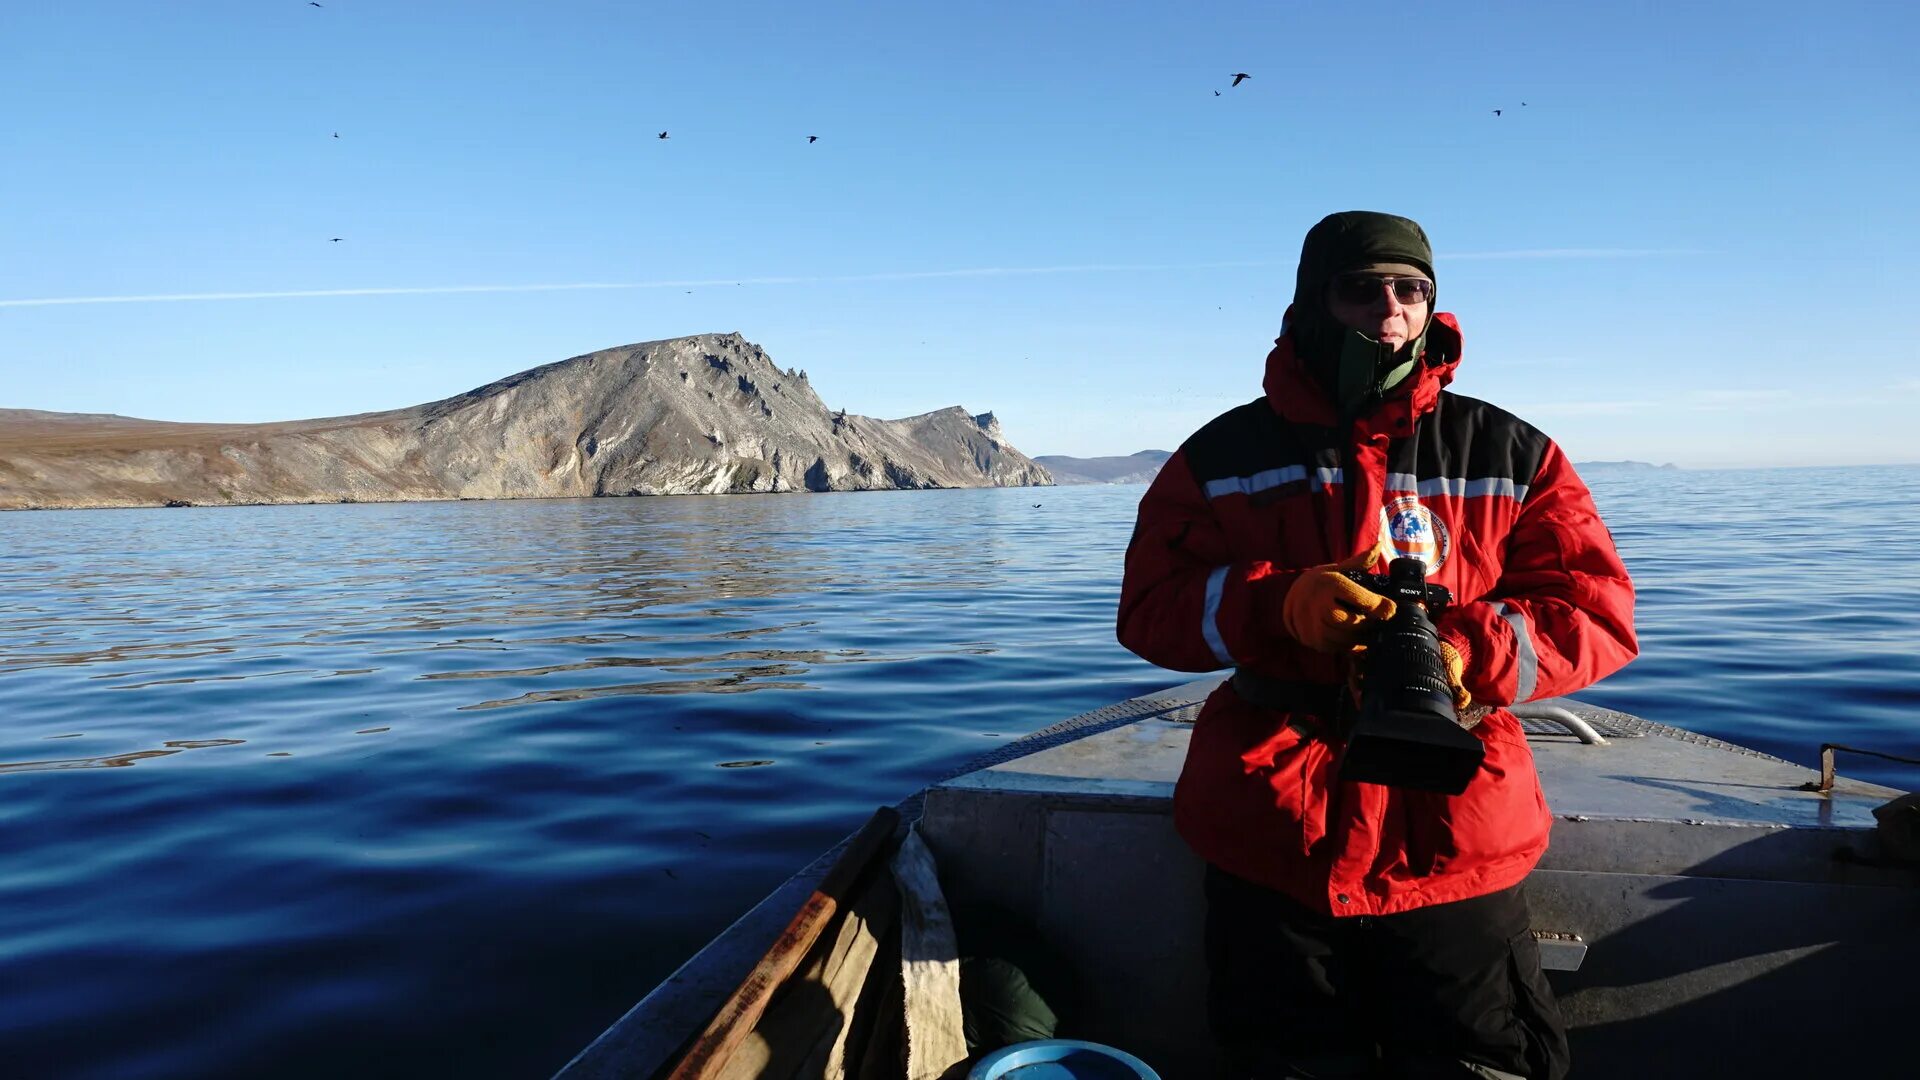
0, 737, 246, 774
460, 673, 816, 709
0, 491, 1056, 774
0, 493, 1011, 715
417, 648, 866, 680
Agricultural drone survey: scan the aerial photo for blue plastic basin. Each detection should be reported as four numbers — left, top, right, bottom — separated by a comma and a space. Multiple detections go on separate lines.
968, 1038, 1162, 1080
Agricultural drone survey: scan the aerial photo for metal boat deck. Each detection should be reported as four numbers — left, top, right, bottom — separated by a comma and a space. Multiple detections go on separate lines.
559, 677, 1914, 1078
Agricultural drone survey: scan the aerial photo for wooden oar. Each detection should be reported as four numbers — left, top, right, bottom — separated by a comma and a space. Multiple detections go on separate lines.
667, 805, 901, 1079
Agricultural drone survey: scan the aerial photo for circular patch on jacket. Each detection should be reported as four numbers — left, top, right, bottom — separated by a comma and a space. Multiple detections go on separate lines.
1379, 496, 1450, 573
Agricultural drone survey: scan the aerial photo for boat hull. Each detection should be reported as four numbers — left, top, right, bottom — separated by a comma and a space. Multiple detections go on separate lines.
560, 677, 1915, 1078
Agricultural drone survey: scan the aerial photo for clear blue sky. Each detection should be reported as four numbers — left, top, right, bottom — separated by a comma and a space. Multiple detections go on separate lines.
3, 1, 1915, 467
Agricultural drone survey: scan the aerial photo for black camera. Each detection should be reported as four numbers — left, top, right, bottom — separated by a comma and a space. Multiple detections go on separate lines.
1338, 557, 1485, 795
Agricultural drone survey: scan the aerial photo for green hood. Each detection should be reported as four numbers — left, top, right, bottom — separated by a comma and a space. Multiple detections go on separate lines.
1289, 210, 1437, 419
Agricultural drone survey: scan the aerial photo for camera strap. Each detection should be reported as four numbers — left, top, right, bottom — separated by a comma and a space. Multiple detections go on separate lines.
1229, 670, 1346, 733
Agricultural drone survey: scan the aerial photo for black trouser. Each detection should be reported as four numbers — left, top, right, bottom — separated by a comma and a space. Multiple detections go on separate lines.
1204, 866, 1570, 1080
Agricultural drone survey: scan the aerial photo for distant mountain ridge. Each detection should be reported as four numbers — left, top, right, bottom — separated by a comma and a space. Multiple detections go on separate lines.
1574, 460, 1680, 471
1031, 451, 1678, 486
1032, 450, 1171, 485
0, 333, 1052, 510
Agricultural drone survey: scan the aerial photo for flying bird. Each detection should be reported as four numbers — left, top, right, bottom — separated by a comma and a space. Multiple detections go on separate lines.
331, 131, 339, 138
658, 131, 669, 139
1213, 90, 1221, 96
328, 237, 343, 242
1492, 109, 1502, 116
309, 2, 322, 6
807, 135, 818, 143
1230, 72, 1250, 87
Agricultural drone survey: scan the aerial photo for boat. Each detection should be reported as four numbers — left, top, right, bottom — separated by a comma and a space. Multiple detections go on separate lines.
555, 675, 1917, 1078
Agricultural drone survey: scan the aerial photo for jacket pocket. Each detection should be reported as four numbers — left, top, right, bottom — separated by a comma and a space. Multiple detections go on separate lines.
1181, 703, 1325, 866
1506, 928, 1571, 1080
1402, 711, 1547, 877
1293, 735, 1333, 855
1232, 711, 1329, 857
1247, 485, 1328, 569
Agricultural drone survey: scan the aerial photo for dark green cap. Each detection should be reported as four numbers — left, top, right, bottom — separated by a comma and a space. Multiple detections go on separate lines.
1292, 210, 1435, 308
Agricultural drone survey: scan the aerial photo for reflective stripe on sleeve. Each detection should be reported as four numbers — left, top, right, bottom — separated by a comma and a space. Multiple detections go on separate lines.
1201, 466, 1343, 500
1203, 465, 1307, 500
1385, 472, 1529, 501
1493, 601, 1539, 702
1422, 476, 1528, 500
1202, 566, 1234, 666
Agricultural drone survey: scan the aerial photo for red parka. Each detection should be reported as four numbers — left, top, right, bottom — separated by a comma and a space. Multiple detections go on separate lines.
1118, 312, 1636, 916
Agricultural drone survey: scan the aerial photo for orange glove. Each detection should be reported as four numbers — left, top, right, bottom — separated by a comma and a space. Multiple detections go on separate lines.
1438, 641, 1471, 713
1281, 549, 1396, 653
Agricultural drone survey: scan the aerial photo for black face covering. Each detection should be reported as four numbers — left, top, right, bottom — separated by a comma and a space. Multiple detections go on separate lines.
1330, 327, 1424, 418
1290, 211, 1436, 419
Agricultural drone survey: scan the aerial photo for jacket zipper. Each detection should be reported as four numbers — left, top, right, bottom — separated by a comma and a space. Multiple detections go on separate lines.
1340, 433, 1358, 554
1341, 343, 1388, 554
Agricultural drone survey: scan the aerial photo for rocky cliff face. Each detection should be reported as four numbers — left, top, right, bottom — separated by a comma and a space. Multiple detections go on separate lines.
0, 333, 1054, 510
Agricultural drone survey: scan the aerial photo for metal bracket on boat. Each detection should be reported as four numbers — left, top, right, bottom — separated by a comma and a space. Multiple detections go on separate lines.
1530, 929, 1588, 971
1510, 704, 1610, 746
1801, 743, 1920, 795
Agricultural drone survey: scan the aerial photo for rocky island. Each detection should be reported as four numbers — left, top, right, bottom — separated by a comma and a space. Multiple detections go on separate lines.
0, 333, 1052, 510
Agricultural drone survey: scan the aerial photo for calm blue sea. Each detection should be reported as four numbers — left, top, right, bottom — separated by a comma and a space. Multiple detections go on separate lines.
2, 467, 1917, 1079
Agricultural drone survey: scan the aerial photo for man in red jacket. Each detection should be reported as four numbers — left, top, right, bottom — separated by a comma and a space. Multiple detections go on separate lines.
1118, 211, 1636, 1079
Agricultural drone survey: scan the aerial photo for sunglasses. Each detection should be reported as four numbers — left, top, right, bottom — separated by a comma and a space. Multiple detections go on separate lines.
1330, 273, 1435, 306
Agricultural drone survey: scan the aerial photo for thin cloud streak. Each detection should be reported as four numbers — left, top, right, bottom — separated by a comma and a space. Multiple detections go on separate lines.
1518, 382, 1920, 418
1446, 248, 1700, 260
1692, 388, 1792, 406
0, 261, 1281, 308
1511, 399, 1656, 417
0, 249, 1688, 308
